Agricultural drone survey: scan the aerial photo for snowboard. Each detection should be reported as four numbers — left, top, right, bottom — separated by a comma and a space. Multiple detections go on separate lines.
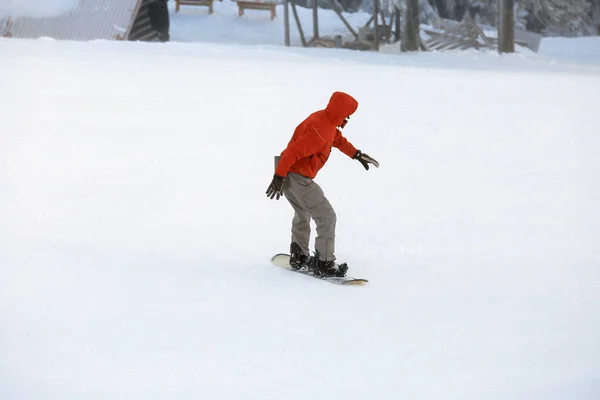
271, 253, 368, 285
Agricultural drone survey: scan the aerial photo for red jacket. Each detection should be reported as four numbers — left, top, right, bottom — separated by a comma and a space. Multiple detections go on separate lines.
275, 92, 358, 179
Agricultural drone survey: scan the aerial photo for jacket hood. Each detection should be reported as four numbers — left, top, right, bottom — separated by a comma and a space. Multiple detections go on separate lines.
325, 92, 358, 126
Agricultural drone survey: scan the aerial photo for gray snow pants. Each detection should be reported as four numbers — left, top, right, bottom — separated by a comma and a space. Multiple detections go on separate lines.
282, 172, 336, 261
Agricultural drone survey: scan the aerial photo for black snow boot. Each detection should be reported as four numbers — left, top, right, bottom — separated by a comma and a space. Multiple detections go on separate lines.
289, 242, 309, 270
316, 260, 348, 277
310, 252, 348, 277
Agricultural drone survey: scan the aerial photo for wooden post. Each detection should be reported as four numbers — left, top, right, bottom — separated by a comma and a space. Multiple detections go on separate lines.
394, 7, 401, 42
291, 1, 307, 47
380, 9, 389, 43
592, 0, 600, 35
312, 0, 319, 40
498, 0, 514, 53
373, 0, 379, 51
402, 0, 419, 51
284, 0, 290, 46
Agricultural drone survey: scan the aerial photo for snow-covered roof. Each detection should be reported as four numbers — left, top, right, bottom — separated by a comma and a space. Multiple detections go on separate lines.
1, 0, 142, 41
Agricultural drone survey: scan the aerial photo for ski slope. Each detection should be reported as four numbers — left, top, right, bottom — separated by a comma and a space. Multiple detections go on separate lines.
1, 4, 600, 400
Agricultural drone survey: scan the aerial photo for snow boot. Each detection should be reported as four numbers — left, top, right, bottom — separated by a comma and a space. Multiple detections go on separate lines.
289, 242, 309, 270
310, 252, 348, 277
316, 260, 348, 277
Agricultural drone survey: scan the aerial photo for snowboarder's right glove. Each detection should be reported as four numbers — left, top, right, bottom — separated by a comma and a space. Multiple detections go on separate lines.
353, 150, 380, 170
266, 174, 285, 200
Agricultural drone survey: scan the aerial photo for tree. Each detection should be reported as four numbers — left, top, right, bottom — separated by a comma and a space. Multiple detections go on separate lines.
427, 0, 596, 35
588, 0, 600, 34
402, 0, 420, 51
521, 0, 591, 34
431, 0, 449, 18
498, 0, 514, 52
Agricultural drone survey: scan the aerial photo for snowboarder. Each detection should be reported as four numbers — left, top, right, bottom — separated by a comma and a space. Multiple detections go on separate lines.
266, 91, 379, 277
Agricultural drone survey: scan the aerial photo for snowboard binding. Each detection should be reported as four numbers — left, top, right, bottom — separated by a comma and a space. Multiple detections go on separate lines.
309, 251, 348, 278
289, 244, 348, 277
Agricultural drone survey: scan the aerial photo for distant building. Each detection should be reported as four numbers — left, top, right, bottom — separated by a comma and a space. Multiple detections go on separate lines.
1, 0, 170, 42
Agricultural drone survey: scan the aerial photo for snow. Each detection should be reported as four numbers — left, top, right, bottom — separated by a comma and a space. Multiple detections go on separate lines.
1, 1, 600, 399
539, 36, 600, 65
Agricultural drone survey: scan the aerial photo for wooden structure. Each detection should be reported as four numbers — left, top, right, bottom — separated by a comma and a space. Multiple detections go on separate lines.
236, 1, 280, 20
423, 14, 494, 51
423, 13, 542, 53
356, 6, 401, 49
175, 0, 216, 14
283, 0, 392, 51
280, 1, 540, 54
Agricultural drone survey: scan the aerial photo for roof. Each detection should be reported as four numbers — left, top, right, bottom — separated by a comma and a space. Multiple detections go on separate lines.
1, 0, 142, 41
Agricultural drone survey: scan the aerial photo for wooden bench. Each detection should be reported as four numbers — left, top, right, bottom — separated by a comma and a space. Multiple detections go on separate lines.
175, 0, 215, 14
235, 1, 279, 21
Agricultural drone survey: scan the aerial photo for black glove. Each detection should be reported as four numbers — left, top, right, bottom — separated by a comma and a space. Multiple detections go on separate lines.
266, 174, 285, 200
353, 150, 380, 170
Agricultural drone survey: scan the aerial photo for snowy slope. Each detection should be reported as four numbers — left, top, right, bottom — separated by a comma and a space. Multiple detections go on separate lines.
1, 4, 600, 400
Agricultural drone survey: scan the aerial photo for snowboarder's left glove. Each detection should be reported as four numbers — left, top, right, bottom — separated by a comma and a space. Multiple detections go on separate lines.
353, 150, 380, 170
266, 174, 285, 200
